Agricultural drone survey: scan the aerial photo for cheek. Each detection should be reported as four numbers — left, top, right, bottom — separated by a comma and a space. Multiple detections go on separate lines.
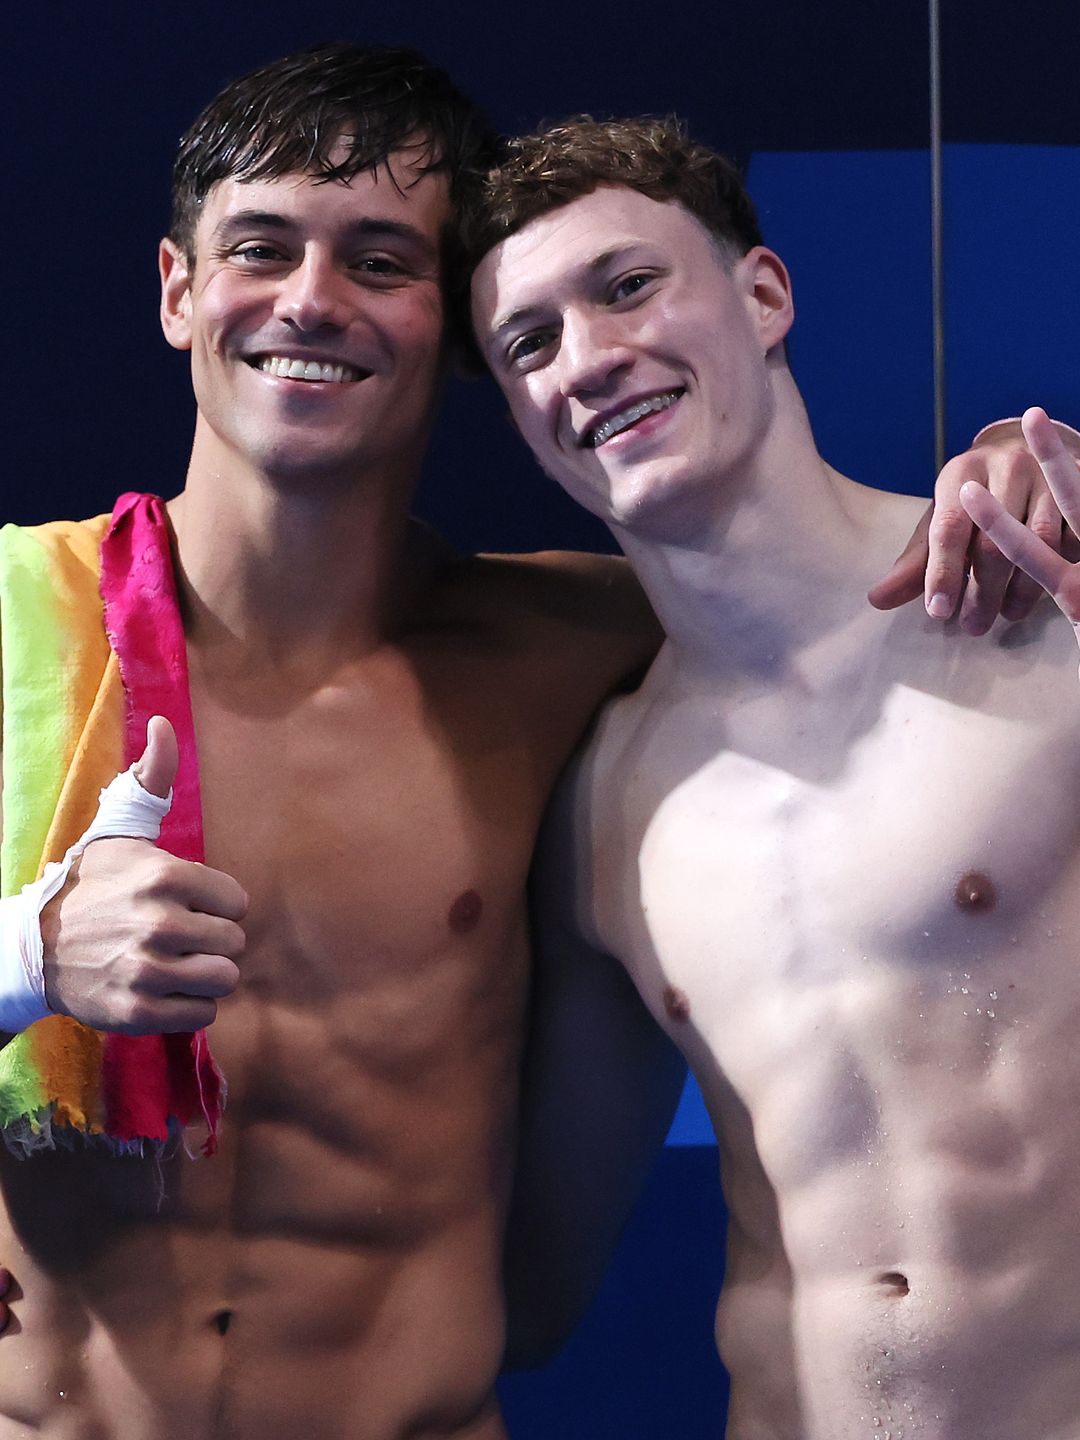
510, 386, 558, 461
385, 291, 447, 355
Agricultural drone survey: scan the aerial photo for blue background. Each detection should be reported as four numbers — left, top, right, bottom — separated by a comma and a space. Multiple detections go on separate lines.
7, 3, 1078, 1433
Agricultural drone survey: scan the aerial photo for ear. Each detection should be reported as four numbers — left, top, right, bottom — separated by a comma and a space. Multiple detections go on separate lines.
159, 238, 194, 351
738, 246, 795, 355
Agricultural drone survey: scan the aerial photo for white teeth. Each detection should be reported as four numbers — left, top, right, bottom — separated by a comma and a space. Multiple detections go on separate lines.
255, 356, 359, 383
590, 390, 681, 447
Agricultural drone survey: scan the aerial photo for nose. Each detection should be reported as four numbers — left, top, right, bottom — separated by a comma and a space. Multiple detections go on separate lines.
274, 250, 351, 332
557, 309, 633, 399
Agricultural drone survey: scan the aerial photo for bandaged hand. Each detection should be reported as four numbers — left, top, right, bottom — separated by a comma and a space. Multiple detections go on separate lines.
2, 717, 247, 1037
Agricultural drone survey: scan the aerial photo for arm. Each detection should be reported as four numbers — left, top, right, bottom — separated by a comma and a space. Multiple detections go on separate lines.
503, 785, 686, 1369
868, 412, 1080, 631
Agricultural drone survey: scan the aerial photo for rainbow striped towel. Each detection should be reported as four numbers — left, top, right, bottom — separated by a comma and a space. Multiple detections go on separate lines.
0, 493, 223, 1156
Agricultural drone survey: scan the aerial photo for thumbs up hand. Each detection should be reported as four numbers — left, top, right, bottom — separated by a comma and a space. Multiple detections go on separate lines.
37, 718, 247, 1035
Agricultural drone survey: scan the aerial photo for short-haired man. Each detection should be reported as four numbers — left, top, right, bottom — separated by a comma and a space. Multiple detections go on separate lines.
469, 116, 1080, 1438
0, 53, 681, 1439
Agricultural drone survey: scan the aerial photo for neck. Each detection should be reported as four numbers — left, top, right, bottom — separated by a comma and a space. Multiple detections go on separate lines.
613, 374, 911, 683
167, 425, 433, 674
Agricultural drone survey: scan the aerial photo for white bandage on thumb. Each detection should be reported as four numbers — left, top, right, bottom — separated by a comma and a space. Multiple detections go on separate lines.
0, 765, 173, 1034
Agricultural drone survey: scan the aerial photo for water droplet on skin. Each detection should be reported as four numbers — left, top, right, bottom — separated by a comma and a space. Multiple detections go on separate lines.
986, 1009, 995, 1018
960, 986, 969, 994
989, 990, 998, 1000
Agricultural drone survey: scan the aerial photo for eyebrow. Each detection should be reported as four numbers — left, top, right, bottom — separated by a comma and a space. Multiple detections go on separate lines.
489, 245, 643, 338
209, 210, 438, 258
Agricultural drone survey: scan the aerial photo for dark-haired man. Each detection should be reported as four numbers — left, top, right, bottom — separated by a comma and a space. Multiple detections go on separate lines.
469, 116, 1080, 1438
0, 50, 680, 1440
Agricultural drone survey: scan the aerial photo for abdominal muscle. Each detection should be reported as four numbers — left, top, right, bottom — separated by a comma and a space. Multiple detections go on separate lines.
701, 949, 1080, 1440
0, 936, 522, 1440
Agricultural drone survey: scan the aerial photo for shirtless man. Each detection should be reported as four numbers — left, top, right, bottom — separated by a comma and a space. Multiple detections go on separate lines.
468, 117, 1080, 1438
0, 51, 681, 1439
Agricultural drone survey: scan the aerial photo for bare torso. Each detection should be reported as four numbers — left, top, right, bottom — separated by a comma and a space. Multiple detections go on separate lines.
568, 498, 1080, 1440
0, 547, 653, 1440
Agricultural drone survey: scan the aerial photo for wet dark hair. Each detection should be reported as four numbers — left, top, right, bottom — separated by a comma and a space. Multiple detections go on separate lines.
170, 43, 496, 262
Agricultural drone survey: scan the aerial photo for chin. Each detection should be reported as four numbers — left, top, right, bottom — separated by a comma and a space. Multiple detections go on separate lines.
603, 465, 707, 538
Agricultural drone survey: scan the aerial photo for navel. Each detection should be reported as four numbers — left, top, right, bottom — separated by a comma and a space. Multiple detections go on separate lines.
211, 1309, 233, 1336
876, 1271, 910, 1297
953, 870, 997, 914
663, 985, 691, 1024
448, 889, 483, 934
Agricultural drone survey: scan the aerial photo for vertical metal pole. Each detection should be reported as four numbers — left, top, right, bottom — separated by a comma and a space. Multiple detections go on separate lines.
929, 0, 946, 473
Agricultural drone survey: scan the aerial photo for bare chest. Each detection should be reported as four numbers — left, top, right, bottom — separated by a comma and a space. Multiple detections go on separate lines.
593, 673, 1080, 1095
182, 669, 548, 1141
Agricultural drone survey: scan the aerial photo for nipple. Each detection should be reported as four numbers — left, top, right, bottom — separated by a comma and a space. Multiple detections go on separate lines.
953, 871, 997, 914
448, 890, 483, 934
663, 986, 691, 1024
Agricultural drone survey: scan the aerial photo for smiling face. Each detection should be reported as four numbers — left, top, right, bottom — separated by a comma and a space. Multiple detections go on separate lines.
471, 185, 793, 535
159, 146, 452, 492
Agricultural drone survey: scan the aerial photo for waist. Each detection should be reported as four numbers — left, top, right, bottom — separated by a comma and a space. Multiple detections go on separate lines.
0, 1227, 507, 1440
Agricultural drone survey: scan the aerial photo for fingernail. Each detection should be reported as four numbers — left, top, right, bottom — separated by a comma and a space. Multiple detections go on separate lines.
927, 592, 952, 619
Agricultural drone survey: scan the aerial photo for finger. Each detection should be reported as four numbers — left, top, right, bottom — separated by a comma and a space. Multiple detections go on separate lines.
867, 505, 930, 611
1000, 486, 1063, 620
178, 866, 249, 923
150, 911, 246, 962
124, 995, 224, 1036
957, 458, 1045, 634
133, 716, 179, 801
1022, 408, 1080, 534
959, 482, 1072, 599
140, 853, 248, 922
923, 484, 979, 619
136, 953, 241, 1001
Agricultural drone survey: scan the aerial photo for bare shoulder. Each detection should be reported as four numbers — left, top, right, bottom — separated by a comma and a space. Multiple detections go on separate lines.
421, 548, 662, 691
444, 547, 654, 631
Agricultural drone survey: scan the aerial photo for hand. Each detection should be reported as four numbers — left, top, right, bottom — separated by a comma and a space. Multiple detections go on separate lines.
958, 409, 1080, 664
39, 717, 247, 1034
868, 413, 1074, 632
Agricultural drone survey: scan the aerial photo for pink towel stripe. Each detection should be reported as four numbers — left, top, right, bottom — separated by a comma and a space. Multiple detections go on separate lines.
98, 493, 223, 1152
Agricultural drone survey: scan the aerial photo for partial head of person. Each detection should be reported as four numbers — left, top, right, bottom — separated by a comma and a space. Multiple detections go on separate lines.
160, 44, 495, 489
466, 117, 797, 534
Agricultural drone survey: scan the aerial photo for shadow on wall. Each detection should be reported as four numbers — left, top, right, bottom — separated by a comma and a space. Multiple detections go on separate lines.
498, 1146, 729, 1439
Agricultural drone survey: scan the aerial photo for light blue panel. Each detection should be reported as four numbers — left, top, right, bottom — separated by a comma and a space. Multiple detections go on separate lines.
942, 144, 1079, 448
747, 150, 935, 497
666, 1072, 714, 1146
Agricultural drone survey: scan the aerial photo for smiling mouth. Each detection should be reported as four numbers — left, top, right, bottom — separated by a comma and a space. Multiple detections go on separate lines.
587, 389, 684, 448
249, 355, 369, 383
